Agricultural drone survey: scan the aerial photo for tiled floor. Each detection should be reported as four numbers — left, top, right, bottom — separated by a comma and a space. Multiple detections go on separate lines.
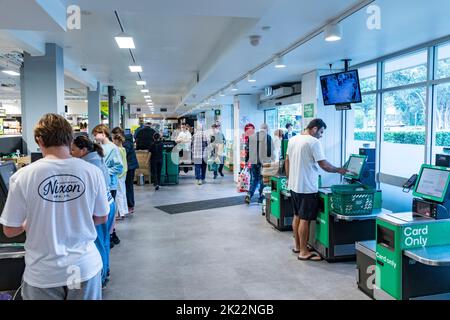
103, 170, 369, 300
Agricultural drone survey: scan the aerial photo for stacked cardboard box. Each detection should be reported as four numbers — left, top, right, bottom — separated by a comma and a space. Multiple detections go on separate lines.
134, 150, 151, 183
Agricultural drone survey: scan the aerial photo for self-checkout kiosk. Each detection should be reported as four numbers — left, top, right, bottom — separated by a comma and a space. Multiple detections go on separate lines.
357, 163, 450, 300
309, 154, 388, 262
0, 161, 25, 297
266, 139, 294, 231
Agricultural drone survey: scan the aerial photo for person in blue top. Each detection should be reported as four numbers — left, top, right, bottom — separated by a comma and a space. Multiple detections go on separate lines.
92, 124, 124, 248
283, 123, 297, 140
71, 136, 116, 288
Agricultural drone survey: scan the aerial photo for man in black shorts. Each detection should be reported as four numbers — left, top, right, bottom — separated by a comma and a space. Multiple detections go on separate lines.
285, 119, 347, 261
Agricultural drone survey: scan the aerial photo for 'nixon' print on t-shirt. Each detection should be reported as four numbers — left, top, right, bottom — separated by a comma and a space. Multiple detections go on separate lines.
38, 174, 86, 202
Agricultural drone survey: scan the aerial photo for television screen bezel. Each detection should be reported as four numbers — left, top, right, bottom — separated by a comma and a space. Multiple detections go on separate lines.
320, 69, 363, 106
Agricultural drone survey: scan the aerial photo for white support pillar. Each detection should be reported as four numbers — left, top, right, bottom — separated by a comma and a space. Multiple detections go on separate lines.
87, 81, 101, 133
21, 43, 64, 153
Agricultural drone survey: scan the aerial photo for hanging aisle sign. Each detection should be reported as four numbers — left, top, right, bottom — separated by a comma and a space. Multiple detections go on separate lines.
101, 101, 109, 117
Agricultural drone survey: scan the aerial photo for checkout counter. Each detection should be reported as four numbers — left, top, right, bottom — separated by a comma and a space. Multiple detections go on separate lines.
357, 162, 450, 300
161, 140, 180, 185
309, 153, 390, 262
0, 161, 25, 299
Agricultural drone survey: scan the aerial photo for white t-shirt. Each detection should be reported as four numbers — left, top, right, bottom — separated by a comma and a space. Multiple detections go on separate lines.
0, 157, 109, 288
286, 134, 326, 194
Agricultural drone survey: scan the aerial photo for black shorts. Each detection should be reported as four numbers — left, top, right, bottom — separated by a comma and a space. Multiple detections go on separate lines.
291, 191, 319, 221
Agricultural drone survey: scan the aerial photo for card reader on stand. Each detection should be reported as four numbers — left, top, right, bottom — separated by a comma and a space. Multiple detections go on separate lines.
309, 154, 388, 262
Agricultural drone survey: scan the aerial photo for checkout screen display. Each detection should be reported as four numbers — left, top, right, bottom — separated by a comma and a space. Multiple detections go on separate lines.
345, 156, 364, 179
416, 168, 450, 199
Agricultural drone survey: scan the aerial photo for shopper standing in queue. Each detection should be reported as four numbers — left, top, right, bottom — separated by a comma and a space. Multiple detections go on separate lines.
285, 119, 347, 261
283, 123, 297, 140
135, 122, 156, 151
92, 124, 124, 247
1, 114, 109, 300
149, 132, 164, 190
123, 132, 138, 213
192, 123, 209, 185
71, 136, 116, 289
112, 133, 129, 219
245, 123, 273, 204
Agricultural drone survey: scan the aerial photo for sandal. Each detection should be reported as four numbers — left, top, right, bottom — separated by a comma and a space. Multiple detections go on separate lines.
297, 253, 323, 262
292, 248, 300, 254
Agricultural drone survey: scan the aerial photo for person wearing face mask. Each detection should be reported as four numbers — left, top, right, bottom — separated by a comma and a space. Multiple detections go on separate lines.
285, 119, 348, 262
71, 136, 116, 289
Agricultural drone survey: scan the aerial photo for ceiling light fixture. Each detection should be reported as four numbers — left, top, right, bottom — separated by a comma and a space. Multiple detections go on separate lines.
144, 95, 151, 99
2, 70, 20, 76
219, 91, 225, 97
115, 33, 135, 49
274, 56, 286, 68
231, 84, 238, 92
247, 74, 256, 83
136, 81, 146, 86
129, 65, 143, 72
141, 89, 149, 93
324, 23, 342, 42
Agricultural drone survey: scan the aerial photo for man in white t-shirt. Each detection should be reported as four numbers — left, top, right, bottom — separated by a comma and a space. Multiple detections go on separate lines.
0, 113, 109, 300
285, 119, 347, 261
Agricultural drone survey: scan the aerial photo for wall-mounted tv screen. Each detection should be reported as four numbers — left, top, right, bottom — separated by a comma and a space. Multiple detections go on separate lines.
320, 70, 362, 106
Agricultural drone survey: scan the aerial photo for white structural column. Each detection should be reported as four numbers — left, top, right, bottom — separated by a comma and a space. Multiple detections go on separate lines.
87, 81, 101, 132
21, 43, 64, 153
232, 94, 264, 182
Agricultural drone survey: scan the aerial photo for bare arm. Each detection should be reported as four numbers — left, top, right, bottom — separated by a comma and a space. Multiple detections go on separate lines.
318, 160, 347, 175
285, 155, 289, 179
93, 215, 108, 226
3, 225, 25, 238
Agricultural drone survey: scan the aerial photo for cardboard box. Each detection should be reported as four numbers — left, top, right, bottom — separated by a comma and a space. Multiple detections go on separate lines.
135, 150, 151, 183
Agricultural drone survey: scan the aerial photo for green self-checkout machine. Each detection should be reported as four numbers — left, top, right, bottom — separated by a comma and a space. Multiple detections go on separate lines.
267, 140, 294, 231
368, 164, 450, 300
309, 154, 387, 262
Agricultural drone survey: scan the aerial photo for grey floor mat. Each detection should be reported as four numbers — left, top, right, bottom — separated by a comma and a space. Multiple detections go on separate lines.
155, 196, 246, 214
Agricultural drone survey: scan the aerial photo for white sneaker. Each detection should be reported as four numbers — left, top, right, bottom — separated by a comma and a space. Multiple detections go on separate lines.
198, 180, 203, 185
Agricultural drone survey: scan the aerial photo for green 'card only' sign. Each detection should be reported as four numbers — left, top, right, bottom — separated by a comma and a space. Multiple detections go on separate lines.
303, 103, 315, 118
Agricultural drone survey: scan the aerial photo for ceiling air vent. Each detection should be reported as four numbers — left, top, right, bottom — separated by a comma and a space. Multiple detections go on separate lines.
160, 108, 168, 112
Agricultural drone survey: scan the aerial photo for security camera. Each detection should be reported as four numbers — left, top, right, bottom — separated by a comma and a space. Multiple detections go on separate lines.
81, 65, 87, 72
249, 35, 261, 47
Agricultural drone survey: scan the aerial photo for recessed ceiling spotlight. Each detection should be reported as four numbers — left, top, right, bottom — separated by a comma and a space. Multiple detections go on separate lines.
115, 33, 135, 49
129, 65, 143, 72
136, 81, 146, 85
231, 84, 238, 91
219, 91, 225, 97
144, 95, 151, 99
324, 23, 342, 42
141, 89, 149, 93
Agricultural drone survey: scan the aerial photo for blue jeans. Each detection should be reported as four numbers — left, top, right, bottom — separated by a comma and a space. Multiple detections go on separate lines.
94, 201, 115, 284
195, 163, 207, 180
248, 164, 264, 199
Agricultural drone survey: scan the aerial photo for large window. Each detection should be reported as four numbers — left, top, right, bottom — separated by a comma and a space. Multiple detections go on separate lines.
264, 108, 278, 134
381, 87, 426, 177
346, 94, 376, 159
433, 83, 450, 159
383, 50, 428, 88
437, 42, 450, 80
359, 64, 377, 92
278, 104, 302, 132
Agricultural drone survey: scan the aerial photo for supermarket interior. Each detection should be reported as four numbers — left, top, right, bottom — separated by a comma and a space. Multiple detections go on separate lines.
1, 0, 450, 302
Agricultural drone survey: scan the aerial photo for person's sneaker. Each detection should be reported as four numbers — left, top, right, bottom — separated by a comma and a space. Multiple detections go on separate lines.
213, 175, 217, 179
245, 194, 251, 204
219, 172, 224, 177
198, 180, 203, 185
155, 185, 160, 191
110, 239, 115, 249
111, 232, 121, 245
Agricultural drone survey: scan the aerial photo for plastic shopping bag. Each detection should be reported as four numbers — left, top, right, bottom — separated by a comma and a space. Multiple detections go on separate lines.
237, 167, 250, 193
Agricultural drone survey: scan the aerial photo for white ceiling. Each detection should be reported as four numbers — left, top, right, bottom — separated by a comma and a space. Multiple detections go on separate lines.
1, 0, 450, 117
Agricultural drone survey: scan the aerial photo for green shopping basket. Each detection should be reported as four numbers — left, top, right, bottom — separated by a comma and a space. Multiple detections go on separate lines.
330, 184, 375, 216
